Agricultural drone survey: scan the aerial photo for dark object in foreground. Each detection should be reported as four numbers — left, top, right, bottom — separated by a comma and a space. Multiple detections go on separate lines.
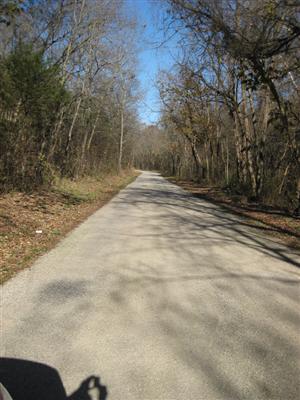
0, 358, 107, 400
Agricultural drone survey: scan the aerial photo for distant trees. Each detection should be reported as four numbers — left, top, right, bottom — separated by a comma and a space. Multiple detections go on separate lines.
133, 125, 170, 171
0, 0, 139, 191
140, 0, 300, 211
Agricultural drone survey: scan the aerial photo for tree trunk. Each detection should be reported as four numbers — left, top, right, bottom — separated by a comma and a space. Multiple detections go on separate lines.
118, 108, 124, 173
233, 110, 247, 185
241, 83, 258, 198
87, 110, 101, 152
226, 137, 229, 185
65, 95, 82, 157
205, 141, 210, 181
189, 140, 202, 180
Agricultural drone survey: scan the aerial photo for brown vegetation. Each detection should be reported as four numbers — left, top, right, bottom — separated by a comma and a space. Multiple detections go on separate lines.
169, 177, 300, 250
0, 170, 138, 284
134, 1, 300, 214
0, 1, 139, 192
0, 1, 141, 283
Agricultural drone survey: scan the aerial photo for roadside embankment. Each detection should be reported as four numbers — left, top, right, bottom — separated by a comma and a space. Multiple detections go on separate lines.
0, 170, 139, 284
168, 177, 300, 251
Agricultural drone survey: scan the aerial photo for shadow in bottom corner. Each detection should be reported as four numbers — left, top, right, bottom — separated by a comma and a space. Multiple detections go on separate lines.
0, 357, 107, 400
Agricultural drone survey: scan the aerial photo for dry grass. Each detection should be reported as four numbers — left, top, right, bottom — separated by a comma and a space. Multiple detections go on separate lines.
0, 170, 139, 284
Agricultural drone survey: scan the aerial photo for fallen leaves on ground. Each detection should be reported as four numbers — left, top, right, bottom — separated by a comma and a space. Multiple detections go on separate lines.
169, 178, 300, 250
0, 170, 138, 284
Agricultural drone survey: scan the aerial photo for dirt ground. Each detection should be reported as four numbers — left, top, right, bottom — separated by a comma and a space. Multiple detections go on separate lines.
168, 178, 300, 251
0, 170, 138, 284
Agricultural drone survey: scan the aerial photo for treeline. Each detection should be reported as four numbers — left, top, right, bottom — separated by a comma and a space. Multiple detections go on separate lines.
0, 0, 139, 191
136, 0, 300, 211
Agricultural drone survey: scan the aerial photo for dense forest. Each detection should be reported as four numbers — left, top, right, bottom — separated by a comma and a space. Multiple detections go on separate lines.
1, 0, 300, 213
134, 0, 300, 213
0, 0, 139, 191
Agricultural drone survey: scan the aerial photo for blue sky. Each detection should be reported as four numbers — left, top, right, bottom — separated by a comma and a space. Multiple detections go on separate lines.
125, 0, 179, 125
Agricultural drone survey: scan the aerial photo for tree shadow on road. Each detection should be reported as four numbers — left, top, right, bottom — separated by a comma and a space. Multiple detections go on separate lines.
108, 261, 300, 399
0, 358, 107, 400
104, 174, 300, 398
119, 183, 300, 269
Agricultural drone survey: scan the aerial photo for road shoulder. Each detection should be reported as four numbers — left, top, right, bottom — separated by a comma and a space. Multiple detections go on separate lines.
0, 170, 139, 284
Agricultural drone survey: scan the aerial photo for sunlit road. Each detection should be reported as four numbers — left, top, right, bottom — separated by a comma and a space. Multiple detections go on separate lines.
1, 171, 300, 399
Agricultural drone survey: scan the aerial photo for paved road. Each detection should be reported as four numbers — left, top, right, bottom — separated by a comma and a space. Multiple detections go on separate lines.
1, 172, 300, 399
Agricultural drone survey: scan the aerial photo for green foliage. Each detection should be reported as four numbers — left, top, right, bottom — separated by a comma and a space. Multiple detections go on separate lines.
0, 43, 68, 191
0, 0, 139, 193
2, 43, 68, 122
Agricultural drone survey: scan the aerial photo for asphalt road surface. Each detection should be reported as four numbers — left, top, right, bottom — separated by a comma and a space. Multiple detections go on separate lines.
1, 171, 300, 400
